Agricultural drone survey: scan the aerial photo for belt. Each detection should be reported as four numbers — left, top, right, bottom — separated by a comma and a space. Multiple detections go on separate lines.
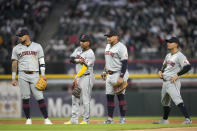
107, 70, 117, 75
24, 71, 37, 74
84, 73, 90, 76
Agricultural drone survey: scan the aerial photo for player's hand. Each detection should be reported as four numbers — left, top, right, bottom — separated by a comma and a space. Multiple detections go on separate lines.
170, 74, 178, 83
101, 72, 107, 81
79, 58, 84, 64
117, 77, 124, 85
74, 77, 79, 85
12, 79, 18, 86
42, 76, 46, 81
158, 71, 163, 79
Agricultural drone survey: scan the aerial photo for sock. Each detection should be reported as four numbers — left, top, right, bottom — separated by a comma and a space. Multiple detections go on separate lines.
178, 103, 190, 119
38, 99, 48, 119
107, 94, 115, 119
117, 94, 126, 117
162, 106, 171, 120
22, 99, 30, 119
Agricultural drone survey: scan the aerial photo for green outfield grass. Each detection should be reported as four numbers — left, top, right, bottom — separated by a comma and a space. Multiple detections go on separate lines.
0, 117, 197, 131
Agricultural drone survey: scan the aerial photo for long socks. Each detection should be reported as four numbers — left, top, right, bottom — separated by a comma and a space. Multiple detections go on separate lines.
117, 94, 126, 117
38, 99, 48, 119
22, 99, 30, 119
107, 95, 115, 118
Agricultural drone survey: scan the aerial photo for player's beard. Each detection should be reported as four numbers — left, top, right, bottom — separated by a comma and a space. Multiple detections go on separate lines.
21, 39, 26, 45
82, 46, 89, 51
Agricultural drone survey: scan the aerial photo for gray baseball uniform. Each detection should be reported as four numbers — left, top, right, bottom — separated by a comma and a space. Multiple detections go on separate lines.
70, 46, 95, 123
161, 51, 190, 106
105, 42, 129, 95
11, 42, 44, 100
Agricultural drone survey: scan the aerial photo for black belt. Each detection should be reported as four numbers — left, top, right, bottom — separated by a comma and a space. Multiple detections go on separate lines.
107, 70, 117, 75
24, 71, 37, 74
84, 73, 90, 76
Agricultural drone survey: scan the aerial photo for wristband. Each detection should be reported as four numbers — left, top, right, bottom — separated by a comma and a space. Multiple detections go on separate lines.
103, 71, 107, 74
40, 67, 45, 77
12, 72, 16, 80
74, 59, 80, 63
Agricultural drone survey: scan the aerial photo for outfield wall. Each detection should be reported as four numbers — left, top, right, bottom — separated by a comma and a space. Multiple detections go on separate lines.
0, 84, 21, 118
1, 59, 197, 74
22, 91, 197, 118
0, 83, 196, 118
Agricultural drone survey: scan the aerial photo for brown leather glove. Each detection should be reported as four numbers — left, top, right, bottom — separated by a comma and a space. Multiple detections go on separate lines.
72, 81, 81, 98
113, 81, 128, 94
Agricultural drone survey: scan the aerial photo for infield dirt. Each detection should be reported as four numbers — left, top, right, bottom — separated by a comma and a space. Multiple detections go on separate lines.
0, 119, 197, 124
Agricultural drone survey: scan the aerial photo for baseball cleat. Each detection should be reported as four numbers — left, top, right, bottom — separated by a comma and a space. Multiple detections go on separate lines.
152, 119, 169, 124
64, 121, 72, 124
119, 118, 126, 124
44, 118, 52, 125
25, 118, 32, 125
64, 120, 78, 124
182, 118, 192, 124
79, 121, 88, 124
101, 119, 114, 124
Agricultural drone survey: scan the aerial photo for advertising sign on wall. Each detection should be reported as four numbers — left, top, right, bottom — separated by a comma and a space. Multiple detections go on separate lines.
0, 83, 21, 118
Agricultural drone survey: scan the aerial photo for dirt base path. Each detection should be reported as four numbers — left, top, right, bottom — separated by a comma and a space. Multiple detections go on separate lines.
0, 119, 197, 124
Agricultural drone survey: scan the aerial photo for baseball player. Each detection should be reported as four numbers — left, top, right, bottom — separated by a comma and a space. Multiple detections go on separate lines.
153, 37, 192, 124
64, 34, 95, 124
101, 29, 129, 124
11, 29, 52, 125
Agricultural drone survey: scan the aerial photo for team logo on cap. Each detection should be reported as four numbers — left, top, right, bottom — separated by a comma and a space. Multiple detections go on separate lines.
81, 34, 85, 39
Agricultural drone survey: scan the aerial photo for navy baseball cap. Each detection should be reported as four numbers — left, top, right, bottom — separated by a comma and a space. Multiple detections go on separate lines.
80, 34, 90, 42
16, 29, 29, 37
104, 29, 118, 37
165, 37, 179, 44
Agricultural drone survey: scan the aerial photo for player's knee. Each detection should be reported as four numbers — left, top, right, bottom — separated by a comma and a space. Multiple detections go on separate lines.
34, 95, 44, 100
83, 102, 90, 105
21, 94, 30, 99
174, 99, 183, 106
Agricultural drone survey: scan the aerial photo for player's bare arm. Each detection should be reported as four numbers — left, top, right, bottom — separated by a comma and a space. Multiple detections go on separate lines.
12, 60, 18, 86
158, 62, 167, 79
170, 64, 191, 83
170, 74, 178, 83
158, 71, 163, 79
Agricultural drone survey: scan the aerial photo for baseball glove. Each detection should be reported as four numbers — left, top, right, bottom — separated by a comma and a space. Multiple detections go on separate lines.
36, 77, 47, 91
113, 81, 128, 94
72, 82, 81, 98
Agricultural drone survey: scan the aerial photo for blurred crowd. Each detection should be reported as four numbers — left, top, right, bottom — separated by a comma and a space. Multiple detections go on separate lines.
45, 0, 197, 62
1, 0, 197, 65
0, 0, 52, 73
